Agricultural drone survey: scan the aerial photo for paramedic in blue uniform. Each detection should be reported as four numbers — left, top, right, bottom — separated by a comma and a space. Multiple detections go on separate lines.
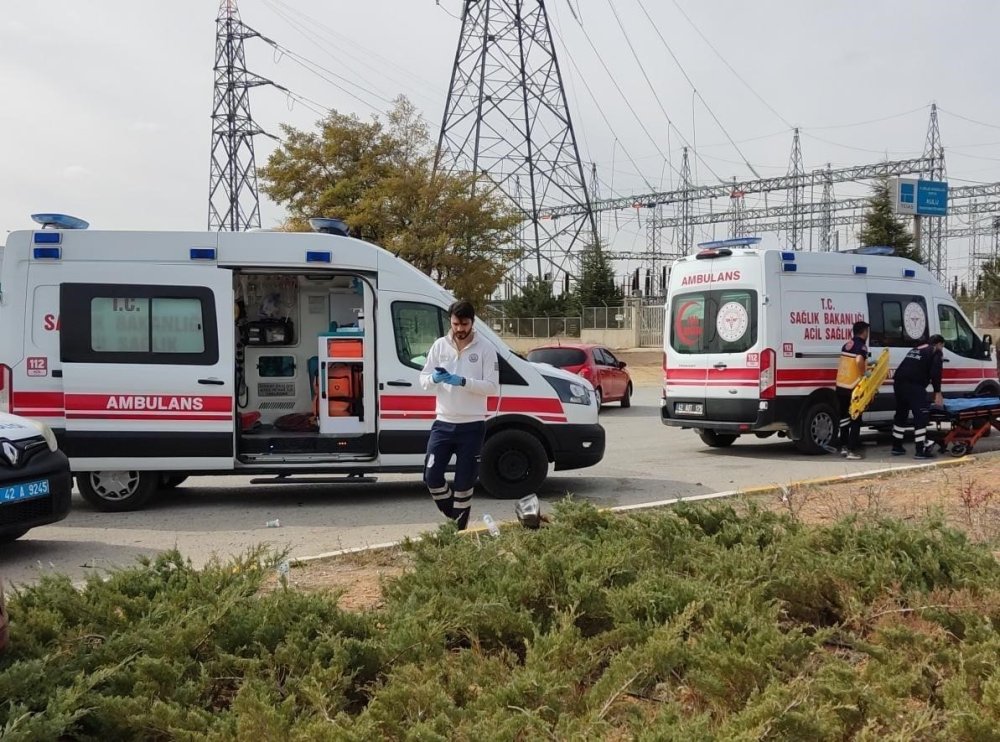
829, 320, 870, 460
891, 334, 946, 459
420, 300, 500, 530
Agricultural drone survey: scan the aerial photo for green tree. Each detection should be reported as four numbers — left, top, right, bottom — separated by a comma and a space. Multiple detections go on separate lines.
571, 240, 622, 311
502, 276, 571, 317
858, 177, 921, 262
977, 258, 1000, 301
259, 97, 522, 305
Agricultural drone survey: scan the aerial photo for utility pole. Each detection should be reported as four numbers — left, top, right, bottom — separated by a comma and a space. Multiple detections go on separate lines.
435, 0, 598, 284
208, 0, 267, 232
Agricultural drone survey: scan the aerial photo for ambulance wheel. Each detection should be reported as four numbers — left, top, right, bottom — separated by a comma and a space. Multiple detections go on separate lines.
160, 474, 189, 490
698, 430, 738, 448
796, 402, 837, 455
620, 383, 632, 408
77, 471, 159, 512
480, 429, 549, 500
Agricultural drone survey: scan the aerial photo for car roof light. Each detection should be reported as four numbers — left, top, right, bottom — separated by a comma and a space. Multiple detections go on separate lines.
30, 213, 89, 230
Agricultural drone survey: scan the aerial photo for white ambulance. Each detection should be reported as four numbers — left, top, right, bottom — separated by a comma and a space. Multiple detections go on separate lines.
661, 238, 998, 453
0, 215, 605, 511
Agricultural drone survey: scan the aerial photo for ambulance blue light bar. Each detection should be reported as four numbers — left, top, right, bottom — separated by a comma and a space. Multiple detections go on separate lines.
780, 251, 795, 261
30, 213, 89, 230
782, 263, 797, 272
189, 248, 217, 261
33, 232, 62, 244
306, 250, 332, 263
33, 247, 62, 260
697, 237, 762, 249
854, 266, 868, 275
903, 268, 916, 278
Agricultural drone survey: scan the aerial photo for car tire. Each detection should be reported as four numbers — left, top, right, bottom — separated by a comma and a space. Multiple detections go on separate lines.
160, 474, 189, 490
594, 387, 603, 408
479, 429, 549, 500
698, 429, 738, 448
77, 471, 159, 512
0, 528, 30, 544
620, 383, 632, 408
796, 401, 838, 455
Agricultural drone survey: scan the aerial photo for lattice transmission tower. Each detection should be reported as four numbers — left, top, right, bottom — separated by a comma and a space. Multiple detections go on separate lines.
208, 0, 268, 231
435, 0, 598, 284
923, 103, 947, 279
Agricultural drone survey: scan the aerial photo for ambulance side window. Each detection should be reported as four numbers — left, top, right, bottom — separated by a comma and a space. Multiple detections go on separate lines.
59, 284, 218, 365
937, 304, 980, 359
867, 294, 928, 347
392, 301, 449, 369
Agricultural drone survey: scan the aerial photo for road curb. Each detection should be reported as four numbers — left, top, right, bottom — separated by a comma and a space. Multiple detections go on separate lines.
292, 455, 978, 564
610, 455, 975, 514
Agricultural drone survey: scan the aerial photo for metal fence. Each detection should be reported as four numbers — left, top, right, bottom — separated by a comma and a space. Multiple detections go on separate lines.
971, 301, 1000, 329
487, 306, 631, 338
639, 305, 665, 348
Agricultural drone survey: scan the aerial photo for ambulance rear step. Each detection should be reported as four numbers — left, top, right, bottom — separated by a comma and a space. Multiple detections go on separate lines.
249, 473, 378, 485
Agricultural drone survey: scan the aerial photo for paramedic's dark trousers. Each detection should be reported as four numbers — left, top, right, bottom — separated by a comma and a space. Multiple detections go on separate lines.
893, 381, 929, 453
834, 387, 862, 451
424, 420, 486, 529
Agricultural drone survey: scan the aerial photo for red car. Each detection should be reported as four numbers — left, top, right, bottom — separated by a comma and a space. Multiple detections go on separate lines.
527, 343, 632, 408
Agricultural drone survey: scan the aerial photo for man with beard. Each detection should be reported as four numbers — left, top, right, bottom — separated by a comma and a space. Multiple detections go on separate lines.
419, 300, 500, 529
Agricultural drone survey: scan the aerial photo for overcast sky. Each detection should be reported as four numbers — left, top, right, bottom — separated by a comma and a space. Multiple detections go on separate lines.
3, 1, 1000, 281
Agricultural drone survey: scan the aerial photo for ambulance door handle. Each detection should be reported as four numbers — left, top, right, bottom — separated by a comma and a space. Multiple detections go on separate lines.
198, 378, 225, 386
713, 362, 728, 370
386, 380, 412, 387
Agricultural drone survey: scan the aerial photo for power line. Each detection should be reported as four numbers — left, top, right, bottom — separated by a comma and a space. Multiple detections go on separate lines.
939, 107, 1000, 132
668, 0, 793, 130
632, 0, 760, 179
548, 20, 657, 191
253, 10, 399, 114
561, 8, 679, 185
261, 0, 442, 101
807, 105, 929, 131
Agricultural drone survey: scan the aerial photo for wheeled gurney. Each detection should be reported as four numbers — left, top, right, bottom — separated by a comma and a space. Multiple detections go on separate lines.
927, 397, 1000, 456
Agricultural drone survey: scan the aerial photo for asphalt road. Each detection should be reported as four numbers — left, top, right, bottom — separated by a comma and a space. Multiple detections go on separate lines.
3, 385, 996, 585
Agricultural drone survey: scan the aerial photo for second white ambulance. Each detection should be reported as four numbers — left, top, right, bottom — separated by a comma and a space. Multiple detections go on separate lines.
661, 238, 998, 453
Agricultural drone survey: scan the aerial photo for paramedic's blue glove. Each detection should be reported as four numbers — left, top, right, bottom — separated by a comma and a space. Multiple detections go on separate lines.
432, 367, 449, 384
442, 373, 465, 387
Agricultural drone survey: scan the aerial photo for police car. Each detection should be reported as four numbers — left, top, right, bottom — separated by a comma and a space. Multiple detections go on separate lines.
0, 411, 72, 542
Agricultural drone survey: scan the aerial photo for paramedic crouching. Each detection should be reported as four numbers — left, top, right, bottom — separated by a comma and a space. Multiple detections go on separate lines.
420, 300, 500, 530
891, 334, 946, 460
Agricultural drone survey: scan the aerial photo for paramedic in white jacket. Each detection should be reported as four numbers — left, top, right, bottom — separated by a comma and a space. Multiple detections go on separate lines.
419, 300, 500, 530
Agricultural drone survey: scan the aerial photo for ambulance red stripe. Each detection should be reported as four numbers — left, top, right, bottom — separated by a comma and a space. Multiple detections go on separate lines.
65, 394, 233, 413
379, 395, 566, 416
65, 413, 233, 421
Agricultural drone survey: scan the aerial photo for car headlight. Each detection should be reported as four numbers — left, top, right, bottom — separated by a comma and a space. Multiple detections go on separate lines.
542, 375, 591, 405
27, 419, 59, 452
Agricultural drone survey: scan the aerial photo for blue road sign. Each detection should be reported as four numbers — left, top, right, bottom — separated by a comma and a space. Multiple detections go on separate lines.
916, 180, 948, 216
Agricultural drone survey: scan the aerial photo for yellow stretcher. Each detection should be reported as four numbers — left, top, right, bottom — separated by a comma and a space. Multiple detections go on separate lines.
849, 348, 890, 420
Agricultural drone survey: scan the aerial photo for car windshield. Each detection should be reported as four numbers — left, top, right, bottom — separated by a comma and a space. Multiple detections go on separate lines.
526, 348, 587, 367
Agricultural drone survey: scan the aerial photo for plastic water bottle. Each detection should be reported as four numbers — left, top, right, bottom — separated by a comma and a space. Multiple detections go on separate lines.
266, 519, 281, 528
482, 513, 501, 538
